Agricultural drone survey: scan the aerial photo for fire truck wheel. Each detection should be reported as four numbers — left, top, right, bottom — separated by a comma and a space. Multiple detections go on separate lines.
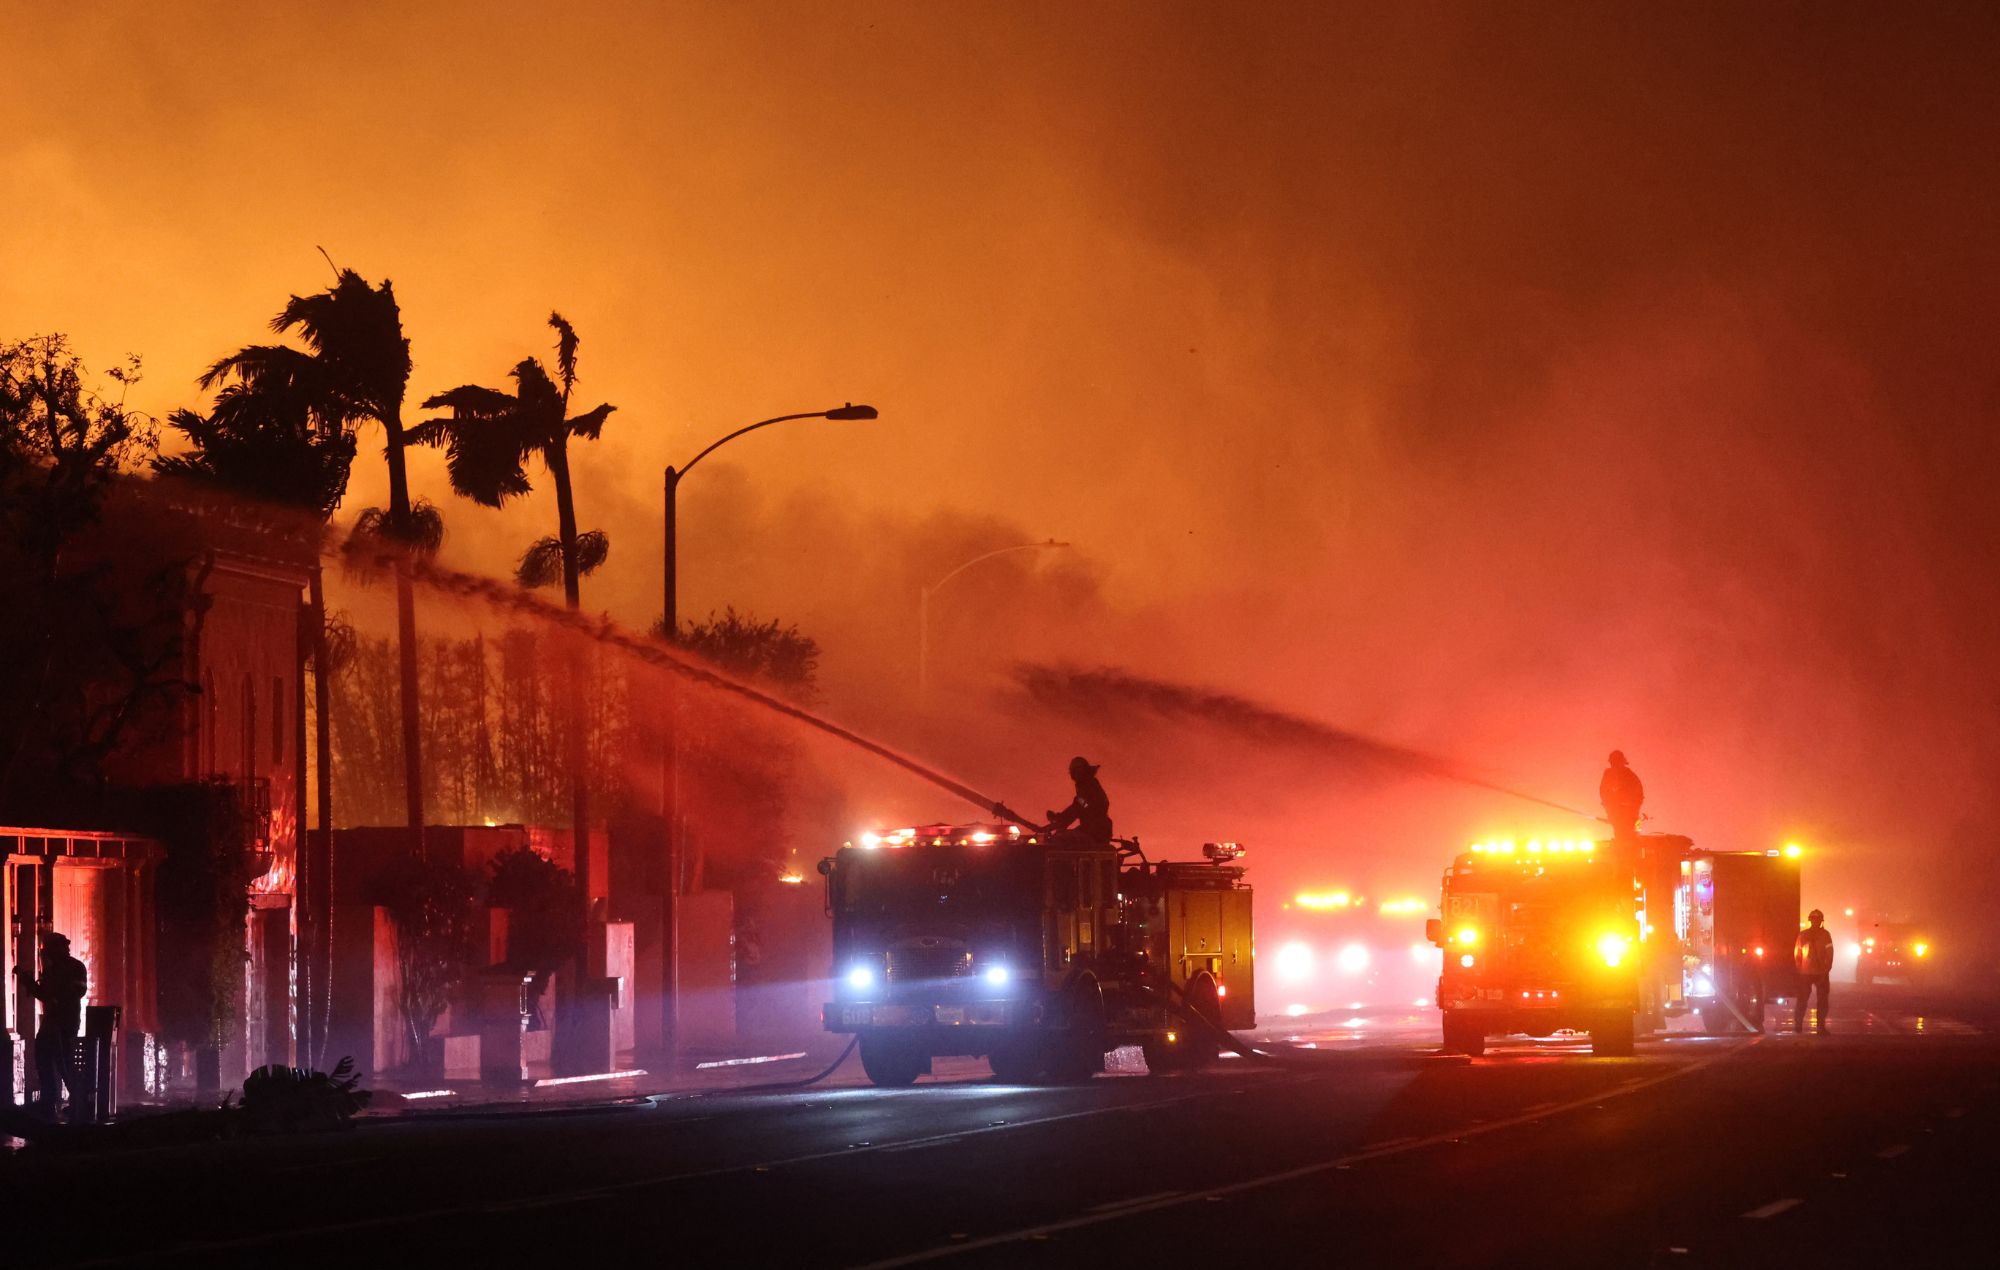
1440, 1014, 1485, 1057
1045, 984, 1107, 1082
1591, 1012, 1636, 1057
859, 1036, 928, 1087
987, 1039, 1044, 1083
1177, 976, 1224, 1070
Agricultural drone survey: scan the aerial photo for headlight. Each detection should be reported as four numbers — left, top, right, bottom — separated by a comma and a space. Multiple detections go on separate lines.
1454, 926, 1479, 946
984, 964, 1011, 987
845, 965, 877, 992
1336, 943, 1371, 975
1913, 943, 1930, 958
1275, 941, 1315, 981
1596, 932, 1631, 968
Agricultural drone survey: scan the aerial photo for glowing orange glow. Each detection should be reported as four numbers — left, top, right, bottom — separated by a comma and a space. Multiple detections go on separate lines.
1913, 942, 1930, 957
1784, 843, 1804, 859
1454, 925, 1479, 946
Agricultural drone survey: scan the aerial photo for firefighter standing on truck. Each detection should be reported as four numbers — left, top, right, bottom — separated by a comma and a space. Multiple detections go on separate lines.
1046, 756, 1113, 845
1793, 908, 1835, 1035
1600, 750, 1645, 839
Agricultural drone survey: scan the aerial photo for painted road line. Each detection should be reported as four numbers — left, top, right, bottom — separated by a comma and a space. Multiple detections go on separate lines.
1876, 1143, 1910, 1159
1086, 1191, 1183, 1214
858, 1044, 1751, 1268
1742, 1198, 1802, 1220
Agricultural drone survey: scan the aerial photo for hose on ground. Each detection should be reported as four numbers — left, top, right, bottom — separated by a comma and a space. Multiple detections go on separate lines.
716, 1036, 860, 1093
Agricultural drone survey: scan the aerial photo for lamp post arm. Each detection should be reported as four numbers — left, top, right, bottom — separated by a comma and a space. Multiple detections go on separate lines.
925, 540, 1071, 596
675, 412, 830, 479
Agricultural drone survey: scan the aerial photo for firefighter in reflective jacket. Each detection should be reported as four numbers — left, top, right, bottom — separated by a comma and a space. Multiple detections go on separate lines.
1793, 909, 1835, 1035
1600, 750, 1645, 839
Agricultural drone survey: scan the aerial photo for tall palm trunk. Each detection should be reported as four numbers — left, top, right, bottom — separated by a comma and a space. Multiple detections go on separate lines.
382, 415, 426, 852
549, 442, 592, 957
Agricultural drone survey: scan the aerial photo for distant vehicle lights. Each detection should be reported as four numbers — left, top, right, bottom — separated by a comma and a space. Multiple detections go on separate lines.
1295, 890, 1355, 910
1275, 941, 1316, 982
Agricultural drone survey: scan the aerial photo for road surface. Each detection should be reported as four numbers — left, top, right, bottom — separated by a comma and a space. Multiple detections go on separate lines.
6, 984, 1995, 1268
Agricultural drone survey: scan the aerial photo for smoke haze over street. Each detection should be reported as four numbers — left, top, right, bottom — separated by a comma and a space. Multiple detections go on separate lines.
6, 1, 1998, 923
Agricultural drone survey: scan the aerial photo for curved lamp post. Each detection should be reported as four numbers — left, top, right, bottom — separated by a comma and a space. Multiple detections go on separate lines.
919, 539, 1070, 701
658, 401, 876, 1068
664, 402, 877, 636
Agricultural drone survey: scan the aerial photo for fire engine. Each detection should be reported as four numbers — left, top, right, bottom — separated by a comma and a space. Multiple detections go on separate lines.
818, 822, 1254, 1086
1428, 833, 1801, 1056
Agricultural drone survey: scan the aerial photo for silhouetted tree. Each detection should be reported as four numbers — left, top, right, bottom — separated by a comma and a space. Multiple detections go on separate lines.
654, 609, 821, 889
0, 335, 177, 812
666, 608, 821, 701
202, 268, 431, 846
416, 313, 616, 994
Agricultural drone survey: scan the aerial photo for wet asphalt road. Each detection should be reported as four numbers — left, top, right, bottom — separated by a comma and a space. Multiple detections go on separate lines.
6, 984, 1996, 1269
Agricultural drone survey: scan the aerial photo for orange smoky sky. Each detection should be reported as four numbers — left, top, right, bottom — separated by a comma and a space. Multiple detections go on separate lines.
5, 3, 1999, 915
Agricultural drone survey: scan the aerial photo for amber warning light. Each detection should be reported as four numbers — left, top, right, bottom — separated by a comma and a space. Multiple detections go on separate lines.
1203, 841, 1246, 862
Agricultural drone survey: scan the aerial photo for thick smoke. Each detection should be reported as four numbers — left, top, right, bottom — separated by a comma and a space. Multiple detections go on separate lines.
7, 4, 1998, 947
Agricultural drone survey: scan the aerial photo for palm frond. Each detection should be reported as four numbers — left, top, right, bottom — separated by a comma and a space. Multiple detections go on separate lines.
417, 383, 519, 418
350, 499, 445, 555
515, 536, 565, 588
416, 381, 536, 507
574, 528, 609, 576
548, 312, 578, 399
567, 402, 615, 440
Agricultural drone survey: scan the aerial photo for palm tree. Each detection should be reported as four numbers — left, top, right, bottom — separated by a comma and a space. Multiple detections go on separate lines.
413, 313, 615, 608
415, 313, 614, 1001
202, 269, 430, 847
156, 380, 356, 1065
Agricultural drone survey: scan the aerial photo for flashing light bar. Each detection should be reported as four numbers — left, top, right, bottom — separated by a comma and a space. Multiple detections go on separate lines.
1378, 897, 1428, 916
1468, 838, 1596, 856
850, 824, 1035, 850
400, 1089, 457, 1100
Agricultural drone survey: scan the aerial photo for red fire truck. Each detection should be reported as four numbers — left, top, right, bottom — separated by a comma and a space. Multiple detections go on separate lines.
819, 823, 1254, 1086
1429, 833, 1801, 1056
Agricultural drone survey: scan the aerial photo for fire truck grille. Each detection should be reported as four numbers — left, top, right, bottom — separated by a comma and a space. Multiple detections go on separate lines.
887, 943, 972, 981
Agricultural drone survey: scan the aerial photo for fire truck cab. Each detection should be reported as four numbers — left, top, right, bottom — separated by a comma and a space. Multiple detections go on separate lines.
1430, 833, 1805, 1056
819, 823, 1254, 1086
1430, 837, 1639, 1057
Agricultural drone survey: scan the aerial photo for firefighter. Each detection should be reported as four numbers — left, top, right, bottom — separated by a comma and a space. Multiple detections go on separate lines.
1793, 909, 1835, 1035
13, 931, 88, 1116
1045, 756, 1113, 845
1599, 750, 1645, 839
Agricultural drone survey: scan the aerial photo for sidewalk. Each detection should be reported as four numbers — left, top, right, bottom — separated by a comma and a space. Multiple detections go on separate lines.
355, 1036, 857, 1118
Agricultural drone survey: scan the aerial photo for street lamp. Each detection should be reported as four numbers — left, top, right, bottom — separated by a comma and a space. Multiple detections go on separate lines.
658, 402, 876, 1068
919, 539, 1070, 701
663, 403, 878, 637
